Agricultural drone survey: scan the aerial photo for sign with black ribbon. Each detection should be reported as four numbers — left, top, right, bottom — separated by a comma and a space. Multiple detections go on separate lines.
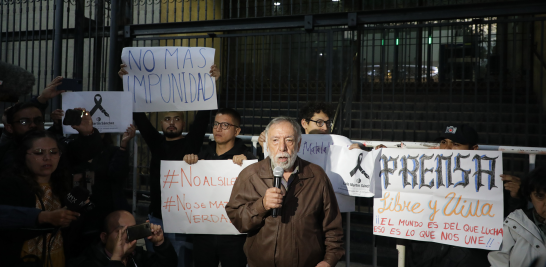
327, 145, 380, 197
61, 91, 132, 134
349, 153, 370, 182
89, 94, 110, 117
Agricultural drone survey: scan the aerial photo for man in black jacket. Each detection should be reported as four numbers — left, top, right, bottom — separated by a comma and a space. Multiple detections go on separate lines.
183, 108, 256, 267
118, 63, 220, 267
69, 210, 177, 267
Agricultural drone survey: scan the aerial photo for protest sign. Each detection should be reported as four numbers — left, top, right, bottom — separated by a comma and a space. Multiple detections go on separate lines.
160, 159, 257, 235
373, 149, 503, 250
121, 47, 217, 112
327, 145, 381, 197
264, 134, 356, 212
61, 91, 133, 134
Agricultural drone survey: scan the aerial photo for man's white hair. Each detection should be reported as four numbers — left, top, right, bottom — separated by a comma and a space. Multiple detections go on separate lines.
264, 117, 302, 143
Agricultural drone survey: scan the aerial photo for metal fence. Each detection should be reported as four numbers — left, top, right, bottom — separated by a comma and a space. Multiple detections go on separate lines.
2, 0, 546, 265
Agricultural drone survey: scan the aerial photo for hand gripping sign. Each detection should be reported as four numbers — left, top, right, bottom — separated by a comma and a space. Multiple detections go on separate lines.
160, 159, 257, 235
62, 91, 133, 134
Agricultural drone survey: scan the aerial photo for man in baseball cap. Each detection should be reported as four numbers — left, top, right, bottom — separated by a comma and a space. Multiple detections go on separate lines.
437, 124, 479, 150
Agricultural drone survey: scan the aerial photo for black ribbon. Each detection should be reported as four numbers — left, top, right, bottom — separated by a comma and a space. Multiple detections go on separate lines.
89, 94, 110, 117
349, 153, 369, 179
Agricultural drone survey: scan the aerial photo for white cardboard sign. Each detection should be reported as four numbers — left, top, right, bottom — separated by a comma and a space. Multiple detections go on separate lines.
327, 145, 381, 197
264, 134, 356, 212
160, 160, 257, 235
61, 91, 133, 134
121, 47, 218, 112
372, 149, 504, 250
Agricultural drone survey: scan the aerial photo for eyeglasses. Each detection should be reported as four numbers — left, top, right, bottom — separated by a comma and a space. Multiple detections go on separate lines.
307, 119, 332, 128
213, 121, 239, 130
27, 148, 62, 159
15, 117, 44, 126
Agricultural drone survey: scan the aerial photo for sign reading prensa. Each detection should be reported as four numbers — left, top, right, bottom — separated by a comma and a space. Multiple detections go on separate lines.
121, 47, 218, 112
373, 149, 503, 250
160, 160, 257, 235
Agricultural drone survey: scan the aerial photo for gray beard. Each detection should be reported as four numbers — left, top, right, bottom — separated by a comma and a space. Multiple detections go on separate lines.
271, 154, 297, 171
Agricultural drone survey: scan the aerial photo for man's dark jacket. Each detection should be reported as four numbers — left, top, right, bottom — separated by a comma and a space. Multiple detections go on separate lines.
198, 138, 256, 161
133, 111, 210, 219
68, 239, 177, 267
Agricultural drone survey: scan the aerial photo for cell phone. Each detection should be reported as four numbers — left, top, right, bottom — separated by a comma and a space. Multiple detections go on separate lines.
126, 223, 152, 242
63, 109, 84, 126
57, 78, 83, 91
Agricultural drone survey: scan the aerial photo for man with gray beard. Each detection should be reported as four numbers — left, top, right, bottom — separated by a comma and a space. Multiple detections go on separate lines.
225, 117, 344, 267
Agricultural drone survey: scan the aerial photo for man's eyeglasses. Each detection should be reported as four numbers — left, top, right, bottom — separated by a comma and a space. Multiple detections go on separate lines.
213, 121, 239, 130
15, 117, 44, 126
307, 119, 332, 128
27, 148, 62, 159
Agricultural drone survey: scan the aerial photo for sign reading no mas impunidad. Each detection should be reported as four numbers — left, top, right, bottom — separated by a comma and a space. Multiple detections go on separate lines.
121, 47, 218, 112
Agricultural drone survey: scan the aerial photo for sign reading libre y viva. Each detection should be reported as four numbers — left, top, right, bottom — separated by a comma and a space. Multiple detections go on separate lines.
373, 149, 504, 250
121, 47, 217, 112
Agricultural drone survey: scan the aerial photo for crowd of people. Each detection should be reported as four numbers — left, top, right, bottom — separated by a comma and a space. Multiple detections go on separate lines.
0, 61, 543, 267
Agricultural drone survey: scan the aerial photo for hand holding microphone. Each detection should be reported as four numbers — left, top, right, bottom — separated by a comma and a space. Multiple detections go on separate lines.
262, 167, 284, 218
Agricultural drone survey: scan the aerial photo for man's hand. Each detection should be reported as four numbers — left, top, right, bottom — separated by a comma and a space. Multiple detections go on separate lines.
51, 109, 64, 122
348, 143, 362, 150
71, 108, 94, 136
146, 220, 165, 246
210, 64, 221, 80
232, 154, 247, 166
375, 144, 387, 150
111, 226, 137, 261
501, 174, 521, 198
118, 64, 128, 79
38, 208, 80, 227
258, 131, 266, 148
120, 124, 136, 150
262, 187, 283, 211
315, 261, 331, 267
183, 154, 198, 165
37, 76, 65, 104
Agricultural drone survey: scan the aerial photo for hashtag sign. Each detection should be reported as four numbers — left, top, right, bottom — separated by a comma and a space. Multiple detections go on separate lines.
163, 170, 179, 188
163, 196, 176, 212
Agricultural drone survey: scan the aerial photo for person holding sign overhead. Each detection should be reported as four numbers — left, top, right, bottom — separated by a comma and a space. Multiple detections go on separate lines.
226, 117, 344, 267
183, 108, 256, 267
118, 63, 220, 267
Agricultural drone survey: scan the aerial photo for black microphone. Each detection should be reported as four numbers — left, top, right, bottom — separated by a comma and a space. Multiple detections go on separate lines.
0, 61, 35, 102
272, 166, 283, 218
65, 186, 91, 212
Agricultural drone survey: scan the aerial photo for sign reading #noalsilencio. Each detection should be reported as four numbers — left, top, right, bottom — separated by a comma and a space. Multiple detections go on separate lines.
160, 160, 257, 235
373, 149, 503, 250
121, 47, 218, 112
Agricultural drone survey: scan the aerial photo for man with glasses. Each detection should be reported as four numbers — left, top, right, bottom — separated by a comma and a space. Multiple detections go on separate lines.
119, 64, 220, 267
183, 108, 256, 267
0, 101, 102, 171
258, 101, 362, 150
